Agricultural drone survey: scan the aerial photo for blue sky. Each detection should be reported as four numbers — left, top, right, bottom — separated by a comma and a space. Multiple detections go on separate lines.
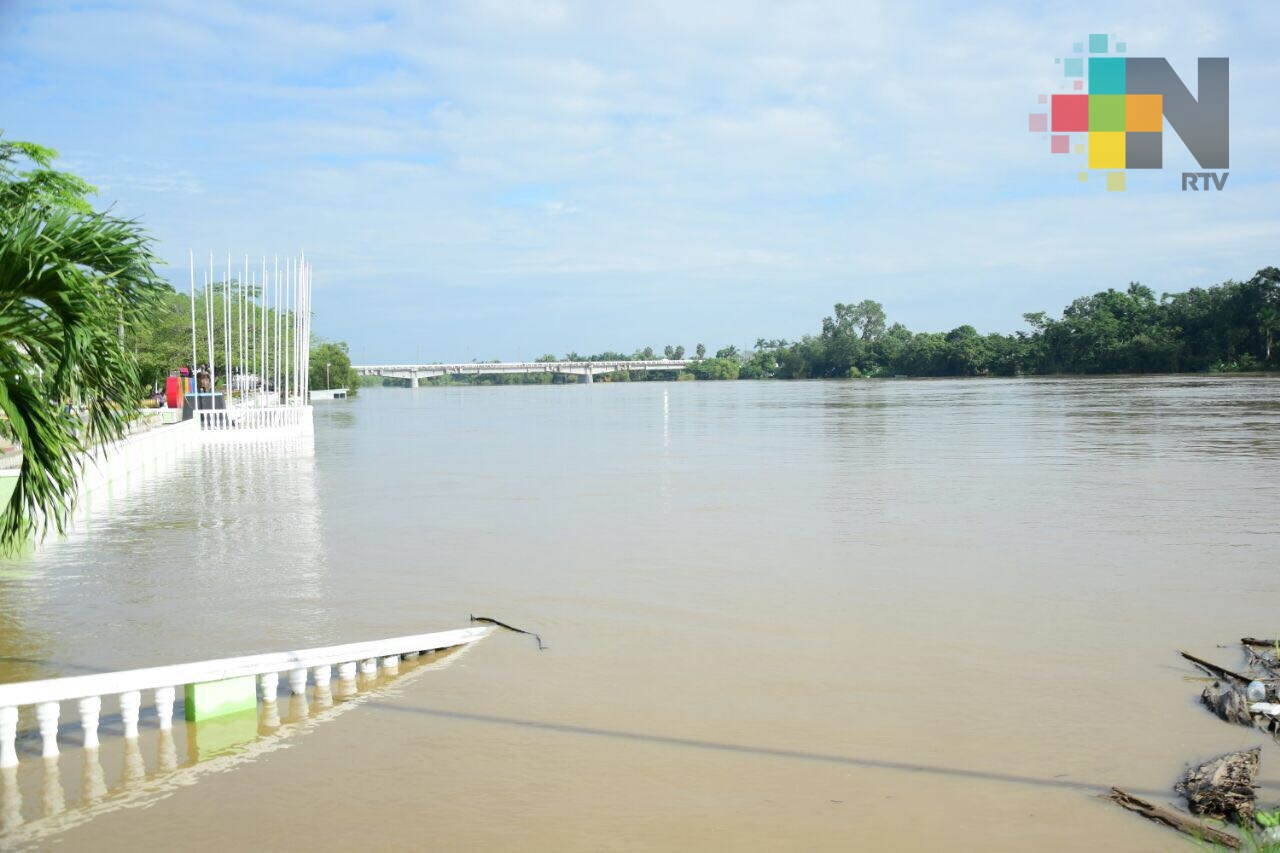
3, 1, 1278, 363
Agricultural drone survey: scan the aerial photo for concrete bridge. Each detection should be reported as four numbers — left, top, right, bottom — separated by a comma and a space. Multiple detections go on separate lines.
354, 360, 693, 386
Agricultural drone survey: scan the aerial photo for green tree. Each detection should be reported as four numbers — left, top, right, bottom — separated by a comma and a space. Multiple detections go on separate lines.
695, 343, 706, 359
818, 300, 887, 377
686, 357, 740, 380
130, 289, 194, 390
309, 338, 359, 393
0, 137, 165, 550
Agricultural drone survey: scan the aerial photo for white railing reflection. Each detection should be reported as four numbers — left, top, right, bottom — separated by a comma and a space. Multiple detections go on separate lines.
0, 626, 490, 768
0, 636, 485, 841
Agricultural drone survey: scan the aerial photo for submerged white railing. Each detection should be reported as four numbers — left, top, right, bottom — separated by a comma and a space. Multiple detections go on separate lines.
196, 405, 313, 432
0, 626, 490, 767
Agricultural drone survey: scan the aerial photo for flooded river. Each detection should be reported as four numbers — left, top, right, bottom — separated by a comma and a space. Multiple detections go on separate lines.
2, 376, 1279, 850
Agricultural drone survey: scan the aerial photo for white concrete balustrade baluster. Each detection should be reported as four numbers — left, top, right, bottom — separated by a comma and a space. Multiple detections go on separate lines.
337, 662, 357, 681
78, 696, 102, 749
260, 671, 280, 701
155, 686, 176, 730
36, 701, 60, 758
380, 655, 399, 674
288, 668, 308, 696
120, 691, 142, 739
359, 658, 377, 677
0, 706, 18, 768
314, 663, 333, 707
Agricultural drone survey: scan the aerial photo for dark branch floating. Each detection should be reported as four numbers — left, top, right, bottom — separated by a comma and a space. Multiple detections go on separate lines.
469, 615, 546, 651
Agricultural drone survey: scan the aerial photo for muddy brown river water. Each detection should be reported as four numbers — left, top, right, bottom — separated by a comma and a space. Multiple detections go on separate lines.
1, 376, 1278, 850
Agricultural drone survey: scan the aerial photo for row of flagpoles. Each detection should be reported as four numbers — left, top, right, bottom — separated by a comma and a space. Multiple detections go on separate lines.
186, 251, 312, 408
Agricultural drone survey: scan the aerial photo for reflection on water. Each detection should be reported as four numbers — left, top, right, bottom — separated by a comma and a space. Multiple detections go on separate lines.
0, 435, 325, 682
0, 377, 1278, 850
0, 646, 473, 845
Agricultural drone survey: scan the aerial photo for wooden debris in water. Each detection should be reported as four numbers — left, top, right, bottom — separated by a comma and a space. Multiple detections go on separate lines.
1202, 680, 1258, 727
1107, 788, 1240, 849
1181, 650, 1251, 684
1175, 748, 1261, 822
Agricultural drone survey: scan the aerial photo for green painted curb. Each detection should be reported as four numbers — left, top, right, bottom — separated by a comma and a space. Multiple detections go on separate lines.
184, 675, 258, 721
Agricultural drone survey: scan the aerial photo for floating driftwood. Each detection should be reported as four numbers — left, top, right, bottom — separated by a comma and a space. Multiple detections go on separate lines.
1108, 788, 1240, 848
1181, 650, 1251, 684
1202, 680, 1257, 727
1175, 748, 1260, 822
1109, 643, 1280, 847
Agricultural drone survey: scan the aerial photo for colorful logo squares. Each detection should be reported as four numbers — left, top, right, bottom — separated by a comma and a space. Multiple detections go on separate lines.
1050, 95, 1088, 131
1089, 57, 1126, 94
1087, 131, 1163, 169
1088, 132, 1125, 169
1052, 94, 1162, 133
1126, 94, 1162, 131
1089, 96, 1125, 131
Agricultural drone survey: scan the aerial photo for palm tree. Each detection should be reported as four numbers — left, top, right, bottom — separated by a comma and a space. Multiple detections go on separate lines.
0, 138, 164, 551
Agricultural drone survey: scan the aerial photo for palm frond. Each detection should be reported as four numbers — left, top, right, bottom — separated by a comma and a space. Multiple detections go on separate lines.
0, 204, 165, 550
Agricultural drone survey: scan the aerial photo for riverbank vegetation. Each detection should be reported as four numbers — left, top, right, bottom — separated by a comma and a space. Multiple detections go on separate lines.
385, 268, 1279, 385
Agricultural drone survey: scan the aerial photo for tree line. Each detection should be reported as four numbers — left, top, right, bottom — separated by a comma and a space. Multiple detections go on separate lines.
759, 274, 1279, 379
388, 269, 1279, 386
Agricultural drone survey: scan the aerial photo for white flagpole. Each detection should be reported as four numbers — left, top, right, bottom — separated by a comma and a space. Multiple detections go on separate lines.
259, 256, 267, 398
206, 253, 216, 404
283, 257, 290, 403
290, 253, 296, 399
224, 252, 232, 403
286, 255, 294, 403
248, 269, 255, 401
240, 253, 248, 403
274, 255, 281, 404
305, 259, 310, 397
188, 250, 198, 412
299, 256, 307, 399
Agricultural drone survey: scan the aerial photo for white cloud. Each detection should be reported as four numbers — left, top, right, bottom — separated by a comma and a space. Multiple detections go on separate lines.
3, 0, 1278, 359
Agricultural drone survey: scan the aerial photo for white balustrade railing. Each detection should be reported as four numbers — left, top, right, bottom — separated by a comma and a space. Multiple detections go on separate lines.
196, 405, 312, 432
0, 626, 490, 767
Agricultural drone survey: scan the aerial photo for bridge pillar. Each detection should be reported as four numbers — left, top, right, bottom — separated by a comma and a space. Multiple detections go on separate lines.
579, 370, 593, 384
407, 370, 419, 389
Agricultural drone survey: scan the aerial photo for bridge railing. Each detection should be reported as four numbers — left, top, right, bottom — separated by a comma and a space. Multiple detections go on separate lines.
353, 359, 693, 375
0, 626, 490, 767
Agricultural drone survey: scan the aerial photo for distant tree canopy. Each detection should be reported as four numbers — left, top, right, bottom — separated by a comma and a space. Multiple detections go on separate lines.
429, 267, 1279, 384
748, 269, 1279, 379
